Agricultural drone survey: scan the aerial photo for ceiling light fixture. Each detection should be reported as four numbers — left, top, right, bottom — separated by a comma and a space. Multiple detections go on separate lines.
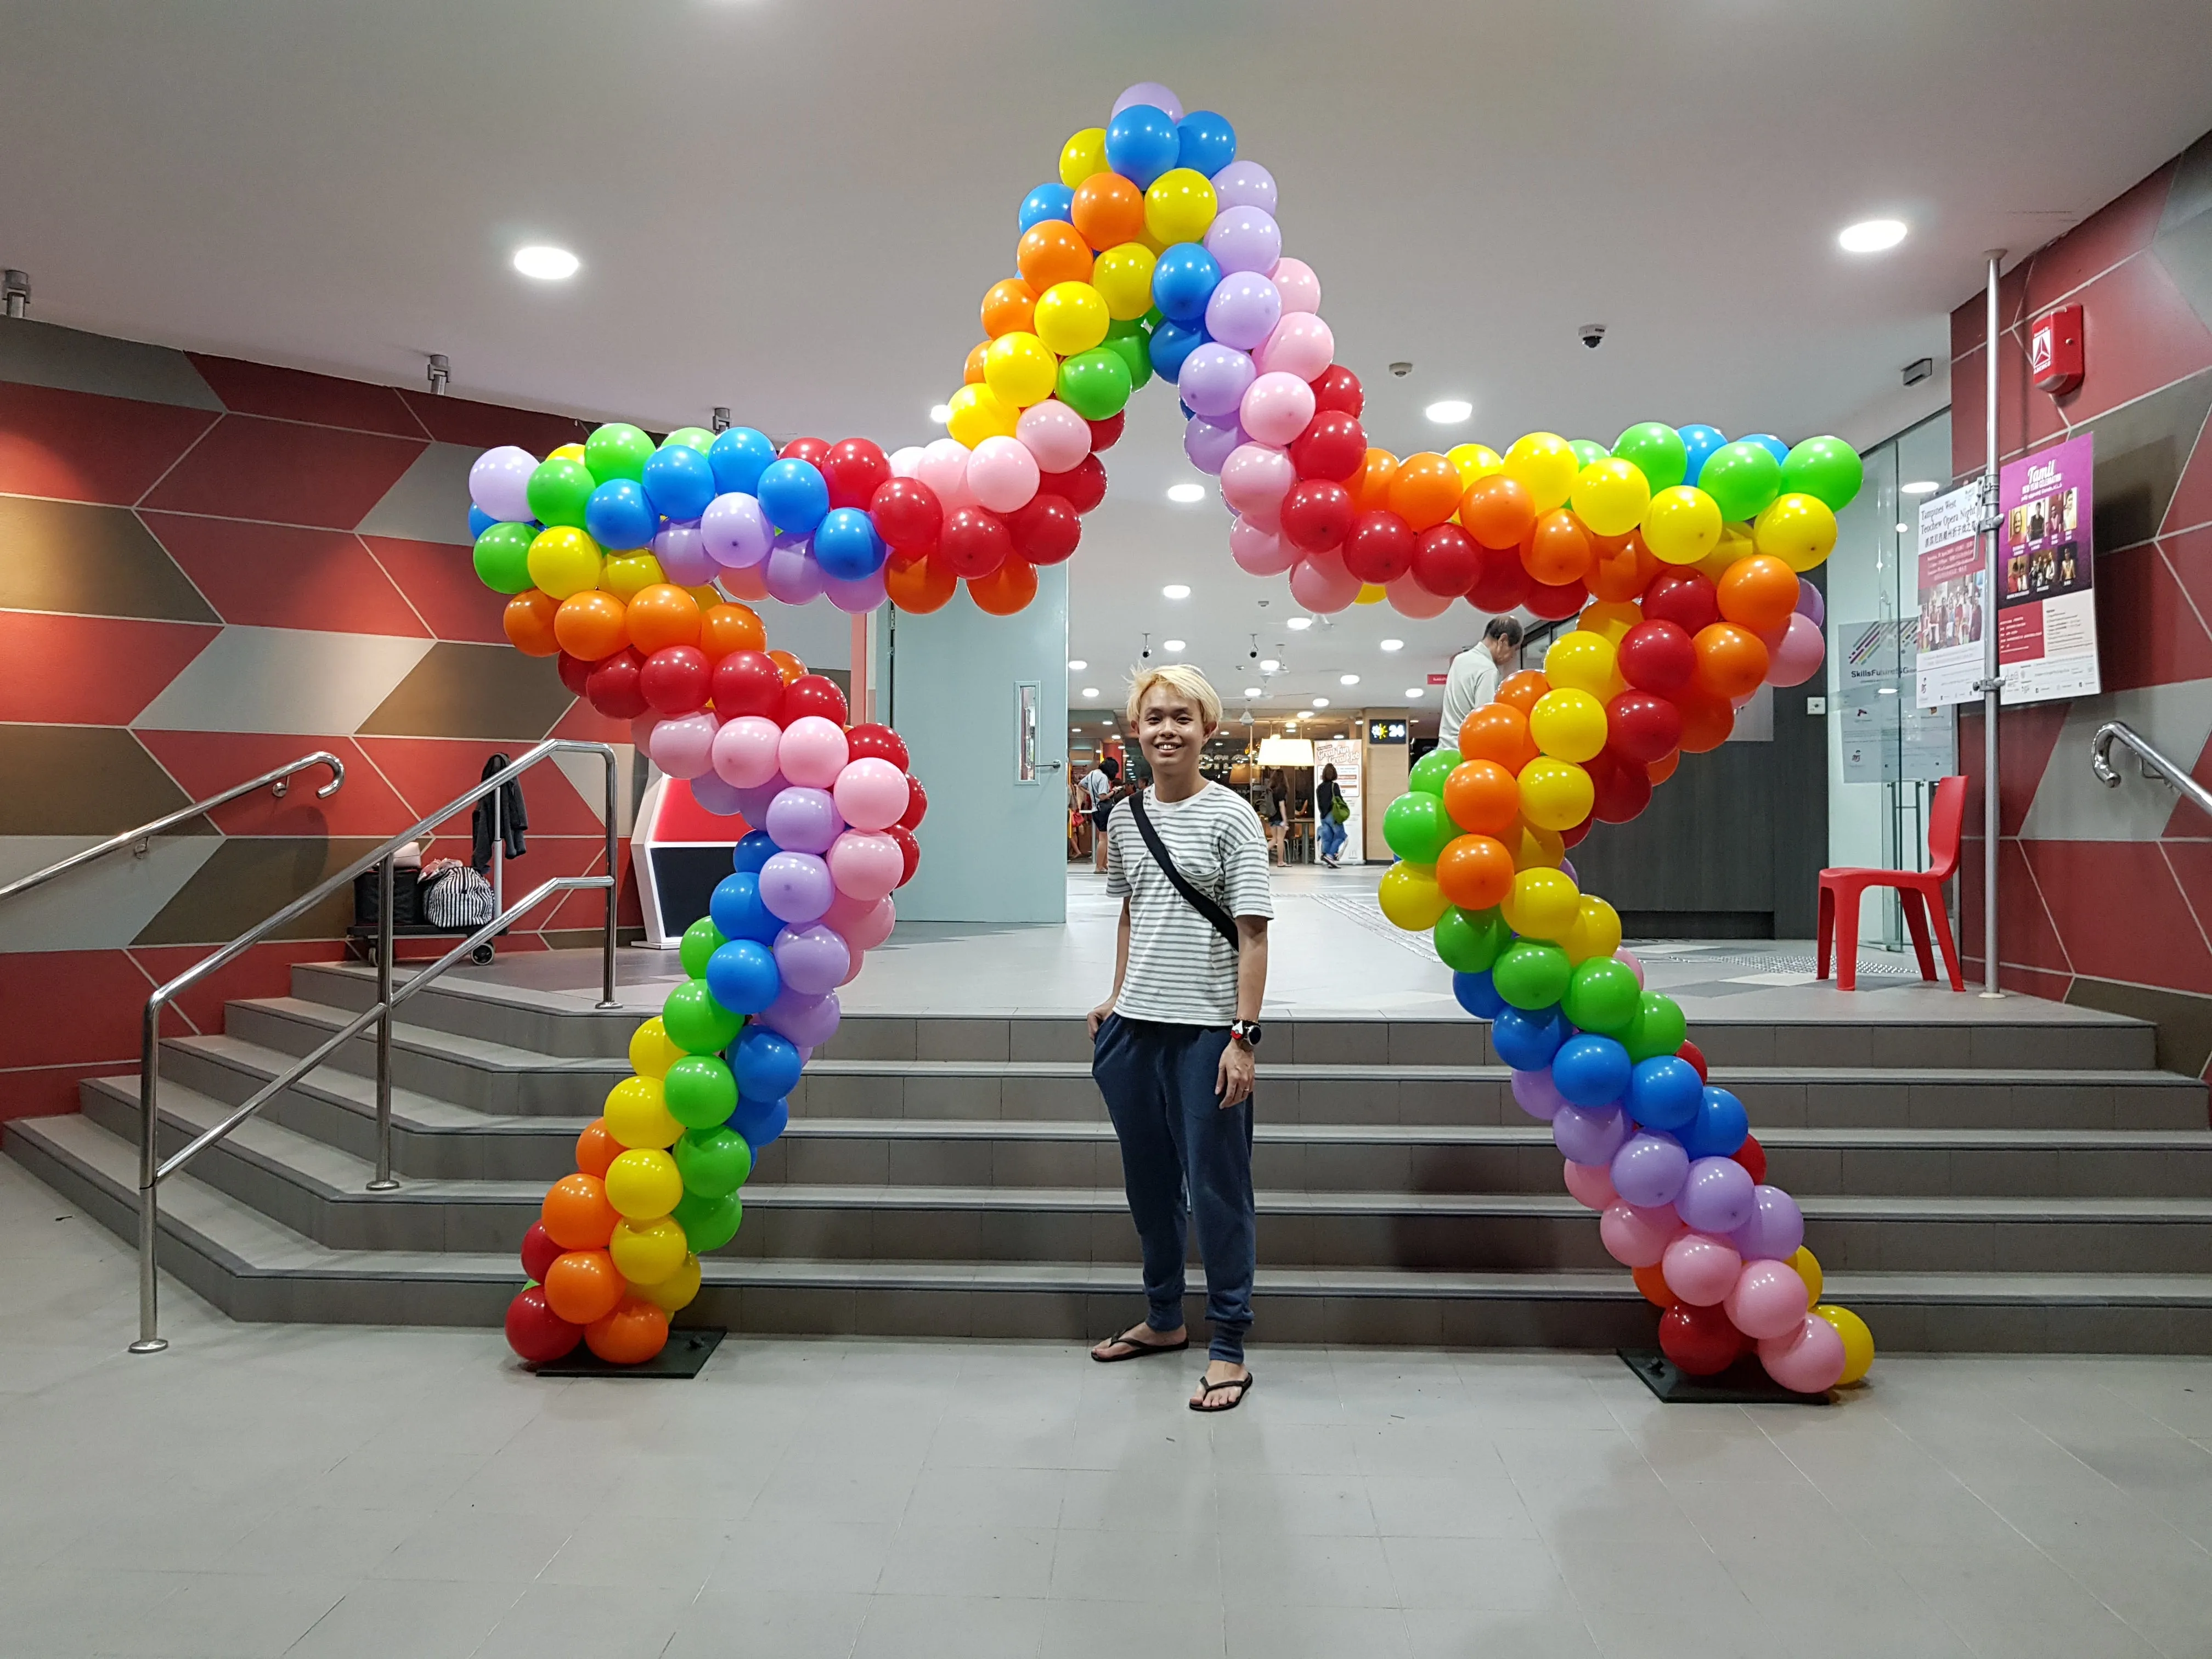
1166, 482, 1205, 504
1311, 697, 1330, 708
1162, 584, 1190, 599
1259, 658, 1279, 673
1425, 398, 1473, 424
1285, 616, 1312, 630
1068, 659, 1087, 671
1340, 674, 1361, 686
1901, 480, 1940, 496
1081, 687, 1100, 699
1406, 688, 1425, 699
512, 245, 580, 280
1838, 218, 1907, 253
1243, 687, 1262, 698
929, 403, 952, 424
1163, 639, 1186, 652
1379, 639, 1403, 652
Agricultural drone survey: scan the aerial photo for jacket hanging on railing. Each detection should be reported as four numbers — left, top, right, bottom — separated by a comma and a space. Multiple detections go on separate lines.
471, 752, 528, 873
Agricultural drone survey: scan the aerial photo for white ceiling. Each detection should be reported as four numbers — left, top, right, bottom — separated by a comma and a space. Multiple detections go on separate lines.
7, 0, 2211, 715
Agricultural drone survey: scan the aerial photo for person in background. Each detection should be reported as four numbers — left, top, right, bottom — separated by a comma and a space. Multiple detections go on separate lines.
1261, 769, 1289, 865
1083, 754, 1121, 872
1315, 762, 1346, 868
1440, 616, 1526, 738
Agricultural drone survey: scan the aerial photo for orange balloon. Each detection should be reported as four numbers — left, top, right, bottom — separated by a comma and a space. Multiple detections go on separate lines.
698, 602, 766, 661
552, 590, 629, 661
541, 1172, 618, 1250
981, 278, 1038, 340
625, 584, 703, 653
1585, 530, 1662, 603
585, 1294, 670, 1364
1017, 221, 1093, 290
543, 1248, 625, 1325
575, 1120, 619, 1180
1497, 670, 1550, 716
969, 558, 1039, 616
1386, 452, 1464, 532
1647, 751, 1681, 785
1435, 833, 1517, 911
963, 341, 989, 385
1349, 448, 1401, 515
1716, 554, 1801, 635
1521, 510, 1593, 586
1458, 703, 1539, 772
1071, 174, 1146, 250
503, 590, 560, 657
1459, 474, 1537, 550
1677, 693, 1735, 754
1692, 623, 1770, 702
1633, 1263, 1679, 1308
766, 649, 807, 685
887, 552, 958, 614
1442, 759, 1521, 836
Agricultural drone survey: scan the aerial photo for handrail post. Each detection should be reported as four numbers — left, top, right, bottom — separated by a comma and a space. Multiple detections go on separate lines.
599, 747, 619, 1009
367, 854, 399, 1192
129, 1002, 167, 1353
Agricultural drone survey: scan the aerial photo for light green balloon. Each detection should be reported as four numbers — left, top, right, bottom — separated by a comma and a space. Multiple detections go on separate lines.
583, 422, 654, 484
1612, 422, 1689, 492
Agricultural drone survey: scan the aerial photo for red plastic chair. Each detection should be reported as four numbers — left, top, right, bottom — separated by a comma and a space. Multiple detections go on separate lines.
1816, 774, 1967, 991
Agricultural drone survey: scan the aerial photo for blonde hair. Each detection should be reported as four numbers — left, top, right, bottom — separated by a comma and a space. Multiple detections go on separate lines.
1125, 663, 1222, 730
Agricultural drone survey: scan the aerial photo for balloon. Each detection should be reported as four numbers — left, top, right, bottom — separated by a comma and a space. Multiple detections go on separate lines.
1240, 371, 1317, 447
1780, 436, 1863, 512
1059, 126, 1108, 188
1758, 1313, 1847, 1393
1562, 1158, 1617, 1210
609, 1215, 689, 1286
1528, 689, 1608, 763
505, 1286, 583, 1363
1611, 423, 1688, 492
1175, 110, 1234, 174
759, 985, 843, 1048
1551, 1034, 1631, 1108
1716, 554, 1799, 635
1056, 347, 1133, 421
1791, 1247, 1823, 1310
1560, 958, 1640, 1035
642, 443, 717, 522
1571, 458, 1652, 537
1012, 402, 1091, 478
1104, 101, 1180, 189
1730, 1184, 1806, 1261
585, 1296, 670, 1365
1680, 1086, 1750, 1160
1503, 433, 1579, 513
1515, 758, 1594, 832
543, 1248, 624, 1325
1727, 1259, 1815, 1341
1459, 704, 1538, 772
1289, 549, 1362, 613
540, 1172, 619, 1251
1221, 443, 1296, 515
1143, 167, 1218, 246
1611, 1132, 1690, 1209
1492, 1005, 1567, 1071
1692, 623, 1769, 702
1453, 969, 1505, 1019
1204, 270, 1282, 352
1660, 1301, 1743, 1375
1599, 1201, 1681, 1268
1699, 441, 1785, 522
774, 922, 850, 996
1510, 1066, 1570, 1121
1019, 181, 1074, 234
828, 829, 905, 902
1255, 312, 1333, 381
1815, 1305, 1876, 1385
1624, 1056, 1702, 1131
1676, 1156, 1757, 1235
1436, 834, 1515, 912
1410, 524, 1480, 596
1386, 453, 1464, 531
1662, 1231, 1743, 1307
1341, 511, 1415, 584
1643, 486, 1723, 565
733, 1025, 805, 1101
647, 713, 716, 780
1553, 1102, 1630, 1167
1071, 173, 1146, 252
1205, 205, 1282, 275
1767, 613, 1825, 686
1753, 493, 1840, 572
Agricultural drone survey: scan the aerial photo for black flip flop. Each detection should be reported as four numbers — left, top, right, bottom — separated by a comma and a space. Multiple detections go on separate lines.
1091, 1330, 1190, 1363
1189, 1372, 1256, 1412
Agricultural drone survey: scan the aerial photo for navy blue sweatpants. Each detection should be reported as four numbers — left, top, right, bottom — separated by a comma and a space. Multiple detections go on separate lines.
1091, 1014, 1256, 1363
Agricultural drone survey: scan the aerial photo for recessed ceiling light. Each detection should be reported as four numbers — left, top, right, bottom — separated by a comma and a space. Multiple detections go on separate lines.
1164, 639, 1187, 652
1838, 218, 1907, 253
1081, 687, 1100, 699
1406, 687, 1425, 698
929, 403, 953, 424
1311, 697, 1330, 708
1243, 687, 1262, 698
1340, 674, 1361, 686
1286, 616, 1312, 630
513, 245, 580, 281
1162, 584, 1190, 599
1167, 482, 1206, 504
1895, 522, 1910, 534
1259, 658, 1280, 673
1901, 479, 1940, 496
1425, 399, 1473, 425
1379, 639, 1403, 652
1068, 659, 1087, 670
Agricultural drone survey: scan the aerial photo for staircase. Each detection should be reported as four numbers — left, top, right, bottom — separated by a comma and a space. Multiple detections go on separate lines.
9, 956, 2212, 1352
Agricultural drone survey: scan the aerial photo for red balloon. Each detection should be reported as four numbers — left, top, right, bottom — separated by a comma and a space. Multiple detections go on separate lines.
1606, 691, 1684, 764
781, 673, 849, 727
1680, 1040, 1711, 1083
899, 775, 928, 830
845, 723, 911, 770
1008, 493, 1081, 565
1643, 571, 1720, 635
1616, 620, 1697, 696
640, 645, 710, 716
586, 647, 649, 720
1288, 410, 1367, 482
1560, 815, 1593, 847
888, 823, 921, 886
1588, 750, 1652, 823
1731, 1133, 1767, 1186
1525, 577, 1588, 620
870, 477, 943, 553
939, 506, 1013, 578
821, 438, 891, 511
1468, 545, 1533, 613
779, 436, 831, 466
557, 652, 593, 697
1660, 1302, 1745, 1376
1411, 523, 1480, 597
505, 1285, 583, 1364
1280, 481, 1355, 553
710, 650, 786, 720
1086, 412, 1125, 452
520, 1220, 562, 1283
1311, 364, 1364, 417
1341, 509, 1415, 583
1042, 454, 1107, 514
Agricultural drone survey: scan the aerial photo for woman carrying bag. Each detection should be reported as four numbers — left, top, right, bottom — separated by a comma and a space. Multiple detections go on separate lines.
1316, 763, 1349, 867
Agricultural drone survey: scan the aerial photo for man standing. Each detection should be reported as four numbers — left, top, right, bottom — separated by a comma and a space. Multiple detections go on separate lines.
1081, 754, 1120, 872
1439, 616, 1526, 738
1087, 665, 1272, 1413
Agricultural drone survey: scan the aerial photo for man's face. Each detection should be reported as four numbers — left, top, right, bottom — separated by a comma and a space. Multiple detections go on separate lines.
1136, 685, 1212, 770
1488, 634, 1518, 665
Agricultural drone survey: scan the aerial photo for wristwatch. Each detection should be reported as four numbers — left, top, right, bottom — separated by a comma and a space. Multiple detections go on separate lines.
1230, 1020, 1263, 1048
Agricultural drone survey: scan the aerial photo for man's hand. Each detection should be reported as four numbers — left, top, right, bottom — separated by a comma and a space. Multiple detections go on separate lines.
1088, 1000, 1115, 1038
1216, 1039, 1255, 1107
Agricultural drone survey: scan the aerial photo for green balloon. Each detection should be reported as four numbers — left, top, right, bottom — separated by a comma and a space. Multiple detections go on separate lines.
1057, 346, 1135, 420
472, 522, 535, 594
662, 978, 744, 1056
1612, 423, 1689, 493
1492, 941, 1571, 1011
1100, 320, 1153, 392
672, 1188, 743, 1254
1622, 992, 1689, 1061
675, 1126, 753, 1199
1781, 436, 1864, 512
1408, 747, 1460, 796
662, 426, 716, 454
1435, 905, 1513, 974
679, 917, 725, 980
1699, 441, 1784, 523
1568, 438, 1609, 469
526, 457, 596, 529
583, 422, 654, 483
1561, 958, 1641, 1035
1383, 792, 1456, 865
664, 1055, 739, 1130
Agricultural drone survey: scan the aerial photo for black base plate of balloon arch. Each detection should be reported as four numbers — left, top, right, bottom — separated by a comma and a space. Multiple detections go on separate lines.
532, 1327, 726, 1379
1618, 1348, 1831, 1406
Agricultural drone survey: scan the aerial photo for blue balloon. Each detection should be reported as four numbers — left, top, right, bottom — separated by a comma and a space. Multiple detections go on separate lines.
1018, 182, 1075, 234
1175, 111, 1237, 178
641, 442, 716, 522
733, 1026, 804, 1101
1149, 319, 1209, 381
1742, 433, 1790, 467
709, 871, 780, 944
1104, 103, 1181, 189
732, 1093, 789, 1150
467, 505, 495, 540
1680, 1086, 1750, 1159
732, 831, 777, 875
709, 425, 777, 496
1678, 425, 1727, 488
706, 938, 781, 1015
755, 457, 830, 535
1453, 969, 1506, 1020
1152, 242, 1222, 325
1491, 1006, 1568, 1071
814, 506, 885, 579
584, 479, 657, 551
1625, 1056, 1703, 1132
1551, 1035, 1632, 1109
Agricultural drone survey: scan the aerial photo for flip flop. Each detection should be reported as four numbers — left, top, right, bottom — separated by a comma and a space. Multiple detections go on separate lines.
1189, 1372, 1255, 1412
1091, 1330, 1190, 1363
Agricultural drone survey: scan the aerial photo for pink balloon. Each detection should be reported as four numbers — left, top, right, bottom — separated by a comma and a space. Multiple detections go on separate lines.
1561, 1158, 1616, 1211
1219, 442, 1296, 514
710, 714, 783, 788
888, 445, 926, 479
1239, 372, 1317, 448
629, 713, 659, 751
648, 713, 717, 780
1014, 400, 1092, 475
1271, 257, 1322, 315
822, 565, 888, 614
718, 561, 769, 601
1599, 1202, 1682, 1269
1661, 1232, 1743, 1307
917, 437, 977, 511
825, 889, 896, 952
833, 757, 909, 831
1725, 1260, 1812, 1340
763, 544, 825, 606
1767, 612, 1826, 686
1229, 515, 1296, 578
1234, 488, 1283, 534
1289, 550, 1361, 613
1614, 947, 1645, 988
1254, 312, 1334, 381
966, 435, 1040, 514
1385, 571, 1453, 618
651, 520, 715, 585
777, 715, 849, 789
1758, 1313, 1848, 1393
826, 828, 903, 902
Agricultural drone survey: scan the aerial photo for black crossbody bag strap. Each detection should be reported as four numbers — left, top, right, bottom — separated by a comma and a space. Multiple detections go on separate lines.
1128, 792, 1241, 953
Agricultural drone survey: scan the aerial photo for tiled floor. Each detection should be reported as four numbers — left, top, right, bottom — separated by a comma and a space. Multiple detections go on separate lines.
5, 1159, 2209, 1658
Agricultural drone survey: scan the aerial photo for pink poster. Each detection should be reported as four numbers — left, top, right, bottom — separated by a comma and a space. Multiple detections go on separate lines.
1996, 431, 2100, 703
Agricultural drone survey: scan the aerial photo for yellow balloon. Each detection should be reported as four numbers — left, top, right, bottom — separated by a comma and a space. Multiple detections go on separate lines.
946, 383, 1019, 447
1570, 457, 1653, 537
636, 1252, 701, 1314
1505, 817, 1565, 871
1643, 485, 1723, 565
526, 526, 602, 601
686, 584, 721, 611
547, 442, 587, 463
1354, 583, 1387, 605
609, 1215, 689, 1285
1754, 493, 1839, 572
1542, 629, 1617, 697
1528, 688, 1609, 763
1143, 168, 1219, 246
1500, 866, 1582, 941
1562, 896, 1623, 964
1033, 281, 1110, 356
604, 1148, 683, 1221
984, 331, 1058, 408
1517, 758, 1595, 832
1578, 599, 1643, 646
1447, 444, 1505, 487
1378, 861, 1449, 931
1699, 522, 1755, 583
599, 552, 663, 603
1790, 1246, 1823, 1309
603, 1076, 682, 1150
1059, 127, 1109, 189
1503, 432, 1580, 514
1815, 1304, 1875, 1385
1091, 244, 1158, 323
627, 1019, 683, 1082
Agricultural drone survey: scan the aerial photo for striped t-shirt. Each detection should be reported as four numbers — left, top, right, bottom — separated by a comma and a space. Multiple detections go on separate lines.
1105, 783, 1274, 1025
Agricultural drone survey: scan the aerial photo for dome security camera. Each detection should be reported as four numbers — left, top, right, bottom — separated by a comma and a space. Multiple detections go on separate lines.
1579, 323, 1606, 349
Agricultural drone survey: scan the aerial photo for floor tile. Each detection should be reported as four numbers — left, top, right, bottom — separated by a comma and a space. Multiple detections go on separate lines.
1219, 1530, 1396, 1607
707, 1517, 895, 1596
1215, 1470, 1378, 1534
1053, 1527, 1221, 1602
662, 1589, 871, 1659
283, 1576, 522, 1659
851, 1592, 1050, 1658
1041, 1597, 1226, 1658
876, 1522, 1056, 1598
1224, 1601, 1407, 1659
472, 1581, 697, 1659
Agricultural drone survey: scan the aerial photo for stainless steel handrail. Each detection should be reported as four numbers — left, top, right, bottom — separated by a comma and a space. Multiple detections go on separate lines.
130, 739, 622, 1353
2092, 720, 2212, 824
0, 752, 345, 905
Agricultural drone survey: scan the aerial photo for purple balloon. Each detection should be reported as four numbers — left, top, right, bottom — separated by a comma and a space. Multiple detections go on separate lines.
1178, 342, 1256, 420
1794, 581, 1825, 628
1730, 1183, 1806, 1261
702, 491, 773, 569
773, 923, 851, 997
758, 987, 842, 1048
1183, 412, 1246, 476
764, 786, 844, 855
1113, 82, 1183, 122
688, 770, 747, 817
1559, 858, 1577, 884
730, 771, 787, 825
1205, 206, 1283, 278
764, 542, 825, 606
822, 565, 888, 613
1610, 1131, 1690, 1210
1510, 1067, 1567, 1121
1211, 160, 1278, 215
652, 519, 716, 586
1204, 272, 1283, 352
1676, 1156, 1757, 1234
757, 851, 833, 924
1553, 1102, 1629, 1167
